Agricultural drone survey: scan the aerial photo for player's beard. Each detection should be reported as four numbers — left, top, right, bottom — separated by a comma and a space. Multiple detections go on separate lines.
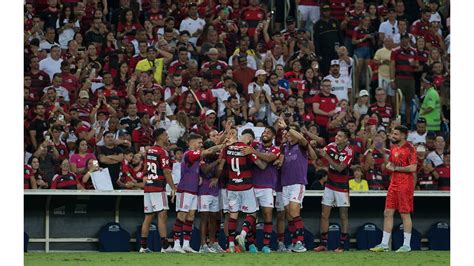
391, 138, 400, 144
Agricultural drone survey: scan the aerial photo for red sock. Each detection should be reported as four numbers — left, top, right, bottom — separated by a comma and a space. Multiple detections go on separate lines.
293, 216, 305, 242
173, 219, 184, 241
228, 218, 237, 244
242, 215, 256, 234
263, 222, 272, 246
183, 220, 193, 241
288, 220, 296, 244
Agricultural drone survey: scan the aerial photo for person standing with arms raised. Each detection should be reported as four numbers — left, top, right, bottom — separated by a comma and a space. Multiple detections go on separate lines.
371, 125, 417, 252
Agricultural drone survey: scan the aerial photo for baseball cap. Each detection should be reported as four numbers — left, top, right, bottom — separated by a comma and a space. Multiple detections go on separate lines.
416, 145, 426, 152
255, 69, 267, 77
321, 4, 331, 11
208, 48, 218, 55
367, 117, 378, 126
205, 109, 216, 116
330, 59, 340, 66
118, 128, 130, 137
79, 90, 89, 99
359, 90, 369, 97
75, 125, 89, 134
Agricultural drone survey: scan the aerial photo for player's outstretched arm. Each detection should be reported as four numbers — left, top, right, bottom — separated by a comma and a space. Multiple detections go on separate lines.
254, 159, 269, 170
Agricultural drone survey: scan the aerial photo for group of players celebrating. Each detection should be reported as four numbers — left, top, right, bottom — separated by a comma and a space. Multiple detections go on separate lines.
138, 118, 417, 254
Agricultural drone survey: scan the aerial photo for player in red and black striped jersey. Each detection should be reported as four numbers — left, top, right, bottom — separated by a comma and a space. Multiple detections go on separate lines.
139, 128, 176, 253
215, 129, 268, 253
315, 129, 353, 253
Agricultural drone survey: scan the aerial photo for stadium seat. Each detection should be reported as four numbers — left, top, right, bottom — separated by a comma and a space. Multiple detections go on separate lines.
427, 221, 450, 250
391, 223, 421, 250
255, 222, 278, 250
327, 223, 350, 250
135, 223, 160, 251
356, 223, 382, 250
24, 232, 29, 253
98, 222, 130, 252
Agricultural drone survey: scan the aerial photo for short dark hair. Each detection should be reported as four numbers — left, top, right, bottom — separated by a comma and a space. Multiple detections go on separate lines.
265, 126, 277, 136
394, 125, 409, 136
188, 133, 203, 142
338, 128, 351, 139
153, 128, 167, 140
241, 128, 255, 139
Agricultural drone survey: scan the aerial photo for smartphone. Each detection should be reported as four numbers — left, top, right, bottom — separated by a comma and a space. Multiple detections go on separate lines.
45, 135, 50, 142
335, 107, 342, 113
58, 114, 64, 121
93, 160, 99, 167
55, 102, 60, 108
140, 147, 145, 154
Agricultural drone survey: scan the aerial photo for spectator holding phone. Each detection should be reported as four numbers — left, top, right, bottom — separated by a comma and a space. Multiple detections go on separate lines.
81, 158, 101, 189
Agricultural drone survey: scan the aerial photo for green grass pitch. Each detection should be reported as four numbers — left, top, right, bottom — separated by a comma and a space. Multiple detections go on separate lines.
25, 251, 450, 266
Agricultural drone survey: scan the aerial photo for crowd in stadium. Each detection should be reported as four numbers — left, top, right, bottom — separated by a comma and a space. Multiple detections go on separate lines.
23, 0, 450, 192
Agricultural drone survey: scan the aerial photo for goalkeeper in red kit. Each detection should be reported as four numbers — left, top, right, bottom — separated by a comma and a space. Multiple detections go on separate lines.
371, 126, 417, 253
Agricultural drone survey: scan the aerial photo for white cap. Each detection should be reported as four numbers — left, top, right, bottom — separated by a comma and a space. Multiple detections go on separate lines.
205, 109, 216, 116
359, 90, 369, 97
416, 145, 426, 152
330, 59, 340, 66
255, 69, 267, 77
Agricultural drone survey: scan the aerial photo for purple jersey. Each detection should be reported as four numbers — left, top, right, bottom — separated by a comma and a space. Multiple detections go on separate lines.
252, 143, 281, 189
177, 150, 202, 194
281, 143, 308, 186
198, 157, 220, 196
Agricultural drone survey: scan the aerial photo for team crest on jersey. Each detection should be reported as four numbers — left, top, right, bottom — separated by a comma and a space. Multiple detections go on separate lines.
257, 13, 263, 19
395, 152, 399, 157
386, 110, 390, 114
331, 99, 335, 103
39, 76, 43, 80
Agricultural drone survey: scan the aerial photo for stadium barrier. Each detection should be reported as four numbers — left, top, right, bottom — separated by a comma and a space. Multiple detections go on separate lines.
24, 190, 449, 252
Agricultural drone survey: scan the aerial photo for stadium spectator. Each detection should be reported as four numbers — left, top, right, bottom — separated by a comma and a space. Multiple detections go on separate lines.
39, 45, 63, 80
97, 131, 124, 188
407, 118, 428, 145
419, 75, 441, 132
349, 165, 368, 191
51, 158, 83, 190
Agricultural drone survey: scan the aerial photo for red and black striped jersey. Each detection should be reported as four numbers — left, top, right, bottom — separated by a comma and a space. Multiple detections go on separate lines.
348, 137, 364, 165
345, 9, 364, 38
417, 171, 438, 190
51, 172, 79, 189
367, 103, 394, 128
221, 142, 258, 191
416, 49, 429, 65
391, 46, 417, 80
329, 0, 351, 22
365, 169, 388, 190
323, 142, 353, 192
144, 145, 171, 193
240, 6, 266, 37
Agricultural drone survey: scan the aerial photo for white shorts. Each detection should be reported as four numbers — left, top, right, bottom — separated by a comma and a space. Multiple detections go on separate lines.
379, 76, 395, 96
176, 192, 198, 212
198, 195, 220, 213
227, 188, 258, 214
297, 5, 320, 23
144, 192, 169, 214
282, 184, 305, 207
254, 188, 274, 208
219, 188, 229, 213
321, 187, 350, 207
275, 191, 285, 212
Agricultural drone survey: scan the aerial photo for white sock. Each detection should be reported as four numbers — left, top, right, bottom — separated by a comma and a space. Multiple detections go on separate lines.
382, 231, 391, 246
229, 241, 235, 247
174, 239, 181, 248
183, 239, 190, 247
240, 230, 247, 238
403, 232, 411, 247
